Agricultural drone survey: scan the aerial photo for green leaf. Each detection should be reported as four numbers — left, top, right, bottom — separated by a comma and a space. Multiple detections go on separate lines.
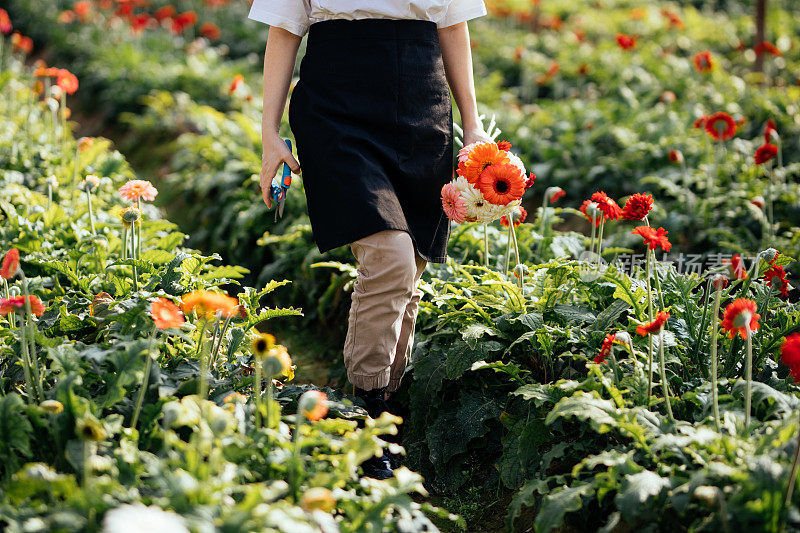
545, 391, 620, 433
534, 483, 593, 533
614, 470, 670, 519
139, 249, 176, 265
0, 393, 33, 466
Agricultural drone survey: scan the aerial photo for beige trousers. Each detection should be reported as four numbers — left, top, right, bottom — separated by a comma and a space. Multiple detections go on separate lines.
343, 230, 427, 392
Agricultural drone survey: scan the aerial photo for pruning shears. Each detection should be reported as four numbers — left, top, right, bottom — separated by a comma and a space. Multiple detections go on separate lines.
270, 138, 293, 221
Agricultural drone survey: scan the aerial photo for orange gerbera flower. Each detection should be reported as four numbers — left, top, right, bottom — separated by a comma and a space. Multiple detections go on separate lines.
632, 226, 671, 252
461, 143, 510, 184
151, 297, 186, 329
590, 191, 622, 220
721, 298, 759, 339
693, 51, 713, 73
704, 112, 736, 141
0, 296, 45, 317
298, 390, 328, 421
1, 248, 20, 280
621, 193, 654, 221
754, 144, 778, 165
477, 164, 526, 206
181, 290, 238, 318
56, 69, 79, 95
781, 333, 800, 383
636, 311, 670, 336
754, 41, 781, 57
199, 22, 221, 41
229, 74, 244, 94
119, 180, 158, 202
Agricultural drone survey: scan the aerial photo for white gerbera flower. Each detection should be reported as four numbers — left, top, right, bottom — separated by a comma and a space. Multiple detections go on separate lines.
505, 152, 527, 177
103, 505, 189, 533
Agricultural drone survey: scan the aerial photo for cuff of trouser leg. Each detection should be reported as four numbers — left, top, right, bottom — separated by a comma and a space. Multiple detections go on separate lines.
387, 376, 403, 393
349, 369, 391, 391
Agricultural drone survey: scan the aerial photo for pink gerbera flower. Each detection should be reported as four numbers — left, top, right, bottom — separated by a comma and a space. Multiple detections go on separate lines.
119, 180, 158, 203
441, 183, 467, 223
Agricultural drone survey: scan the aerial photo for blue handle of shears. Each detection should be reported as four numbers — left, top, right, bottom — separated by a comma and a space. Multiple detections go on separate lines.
270, 139, 293, 207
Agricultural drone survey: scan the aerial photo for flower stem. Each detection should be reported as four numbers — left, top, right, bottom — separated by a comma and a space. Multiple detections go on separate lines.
266, 379, 273, 430
710, 287, 722, 432
597, 216, 606, 261
658, 330, 675, 423
785, 409, 800, 506
85, 189, 96, 234
254, 359, 262, 428
483, 224, 490, 268
20, 274, 43, 401
121, 226, 128, 260
209, 314, 232, 369
744, 325, 753, 428
536, 196, 549, 258
195, 318, 210, 399
131, 326, 157, 429
645, 248, 654, 404
589, 214, 597, 256
130, 224, 138, 292
504, 225, 513, 275
693, 283, 712, 371
767, 166, 775, 243
509, 220, 522, 288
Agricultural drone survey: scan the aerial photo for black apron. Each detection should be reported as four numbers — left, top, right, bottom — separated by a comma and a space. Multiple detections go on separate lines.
288, 18, 453, 263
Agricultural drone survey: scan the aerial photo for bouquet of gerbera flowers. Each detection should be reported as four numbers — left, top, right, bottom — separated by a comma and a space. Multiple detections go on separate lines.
441, 140, 534, 224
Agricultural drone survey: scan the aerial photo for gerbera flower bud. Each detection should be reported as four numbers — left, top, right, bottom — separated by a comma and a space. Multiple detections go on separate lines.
77, 137, 94, 152
660, 91, 676, 104
546, 186, 565, 203
46, 98, 60, 112
500, 206, 527, 228
298, 390, 328, 422
594, 333, 616, 364
39, 399, 64, 414
750, 196, 765, 209
513, 264, 529, 279
763, 119, 778, 143
120, 206, 142, 228
80, 174, 100, 192
262, 345, 292, 379
712, 275, 729, 291
580, 200, 602, 226
724, 254, 748, 280
759, 248, 779, 262
616, 33, 636, 50
615, 331, 633, 348
721, 298, 759, 339
301, 487, 337, 513
1, 248, 20, 280
668, 149, 683, 164
781, 333, 800, 383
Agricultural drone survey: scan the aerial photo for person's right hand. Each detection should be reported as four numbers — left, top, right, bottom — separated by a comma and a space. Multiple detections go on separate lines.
260, 133, 301, 208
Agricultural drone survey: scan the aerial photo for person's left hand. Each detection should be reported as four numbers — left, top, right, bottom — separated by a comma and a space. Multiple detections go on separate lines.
462, 125, 494, 147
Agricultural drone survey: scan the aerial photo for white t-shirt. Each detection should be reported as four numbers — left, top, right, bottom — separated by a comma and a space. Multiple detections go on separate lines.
248, 0, 487, 37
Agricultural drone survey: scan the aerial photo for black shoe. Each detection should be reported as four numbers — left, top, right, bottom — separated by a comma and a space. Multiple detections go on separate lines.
354, 386, 395, 478
361, 454, 394, 479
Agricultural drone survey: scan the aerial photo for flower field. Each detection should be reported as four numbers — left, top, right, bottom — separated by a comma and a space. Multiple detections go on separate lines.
2, 0, 800, 531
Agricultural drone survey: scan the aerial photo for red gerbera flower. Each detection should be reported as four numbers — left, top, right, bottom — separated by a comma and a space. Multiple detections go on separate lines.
721, 298, 759, 339
763, 263, 790, 297
764, 119, 777, 143
693, 51, 714, 73
754, 144, 778, 165
477, 164, 527, 206
616, 33, 636, 50
632, 226, 671, 252
594, 333, 616, 364
500, 206, 527, 228
153, 5, 176, 22
579, 200, 602, 227
497, 140, 512, 152
637, 311, 670, 336
0, 9, 12, 34
0, 296, 45, 317
704, 112, 737, 141
693, 116, 707, 129
129, 13, 150, 34
590, 191, 622, 221
621, 193, 654, 221
1, 249, 20, 280
754, 41, 781, 56
781, 333, 800, 383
